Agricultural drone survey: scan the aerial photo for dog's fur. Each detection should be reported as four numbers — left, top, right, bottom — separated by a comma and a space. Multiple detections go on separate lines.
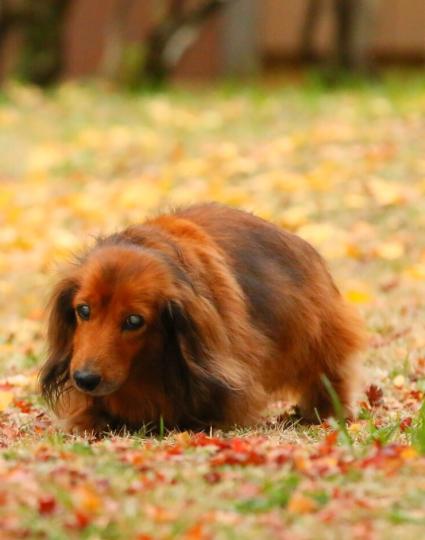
40, 203, 365, 434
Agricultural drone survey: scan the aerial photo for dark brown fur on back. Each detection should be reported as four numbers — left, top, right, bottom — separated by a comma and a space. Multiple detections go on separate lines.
40, 203, 365, 434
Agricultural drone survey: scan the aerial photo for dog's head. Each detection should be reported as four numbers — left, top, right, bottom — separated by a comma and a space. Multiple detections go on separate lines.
40, 241, 242, 425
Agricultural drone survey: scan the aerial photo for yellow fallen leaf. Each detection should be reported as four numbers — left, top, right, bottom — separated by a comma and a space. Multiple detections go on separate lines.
27, 143, 65, 176
344, 289, 374, 304
288, 493, 317, 514
297, 223, 337, 244
74, 485, 102, 513
307, 162, 337, 191
298, 223, 348, 259
400, 447, 418, 460
279, 206, 310, 230
51, 230, 81, 260
346, 243, 364, 260
0, 391, 14, 412
404, 264, 425, 281
393, 375, 405, 388
343, 193, 368, 209
293, 451, 311, 472
0, 107, 19, 126
146, 504, 177, 523
368, 179, 406, 207
374, 241, 404, 260
262, 171, 306, 193
117, 182, 161, 210
348, 422, 362, 434
0, 187, 13, 209
175, 431, 191, 445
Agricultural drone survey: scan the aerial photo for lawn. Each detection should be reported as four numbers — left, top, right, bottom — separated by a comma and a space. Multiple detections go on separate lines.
1, 73, 425, 539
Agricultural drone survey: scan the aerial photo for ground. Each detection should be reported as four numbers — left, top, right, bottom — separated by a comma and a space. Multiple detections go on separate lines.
0, 73, 425, 540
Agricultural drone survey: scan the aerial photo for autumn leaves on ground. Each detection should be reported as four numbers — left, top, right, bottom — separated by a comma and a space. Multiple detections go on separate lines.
1, 74, 425, 539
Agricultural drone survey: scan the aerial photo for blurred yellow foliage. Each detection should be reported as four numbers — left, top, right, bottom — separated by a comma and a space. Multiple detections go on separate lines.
0, 391, 13, 412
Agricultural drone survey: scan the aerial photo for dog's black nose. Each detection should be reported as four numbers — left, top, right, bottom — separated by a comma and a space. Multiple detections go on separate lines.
73, 370, 101, 392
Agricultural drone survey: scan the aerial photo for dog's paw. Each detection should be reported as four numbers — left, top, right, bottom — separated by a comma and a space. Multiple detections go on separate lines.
59, 413, 104, 436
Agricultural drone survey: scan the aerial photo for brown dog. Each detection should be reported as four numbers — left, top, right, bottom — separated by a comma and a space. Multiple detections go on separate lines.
40, 203, 364, 434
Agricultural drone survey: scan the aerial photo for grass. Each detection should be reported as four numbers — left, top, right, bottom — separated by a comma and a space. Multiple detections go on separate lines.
1, 70, 425, 539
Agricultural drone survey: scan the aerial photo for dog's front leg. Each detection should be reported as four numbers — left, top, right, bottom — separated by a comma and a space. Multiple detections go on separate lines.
54, 387, 109, 435
60, 407, 109, 435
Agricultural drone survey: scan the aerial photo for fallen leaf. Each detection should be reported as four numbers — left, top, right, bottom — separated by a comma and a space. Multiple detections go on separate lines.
38, 495, 56, 515
288, 493, 317, 514
393, 375, 405, 388
399, 417, 412, 432
344, 289, 374, 304
366, 385, 384, 407
0, 391, 14, 412
374, 241, 405, 260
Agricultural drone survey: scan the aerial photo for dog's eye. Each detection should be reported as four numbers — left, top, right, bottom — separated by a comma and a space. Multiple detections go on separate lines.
122, 314, 145, 331
76, 304, 90, 321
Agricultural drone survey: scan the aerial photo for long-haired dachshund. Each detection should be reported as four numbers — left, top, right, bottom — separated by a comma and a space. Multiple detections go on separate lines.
40, 203, 364, 434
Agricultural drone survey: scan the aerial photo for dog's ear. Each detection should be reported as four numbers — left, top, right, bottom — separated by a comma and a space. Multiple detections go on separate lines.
39, 276, 79, 411
161, 299, 210, 381
161, 296, 244, 393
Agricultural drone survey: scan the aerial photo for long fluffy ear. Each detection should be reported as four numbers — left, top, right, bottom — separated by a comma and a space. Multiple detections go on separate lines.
163, 294, 245, 391
39, 276, 79, 411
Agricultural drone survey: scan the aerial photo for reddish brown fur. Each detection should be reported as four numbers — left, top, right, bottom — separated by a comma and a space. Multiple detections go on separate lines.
40, 203, 365, 434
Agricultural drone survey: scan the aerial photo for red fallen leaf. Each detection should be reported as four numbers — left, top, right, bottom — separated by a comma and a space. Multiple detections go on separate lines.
164, 444, 183, 456
399, 417, 412, 431
38, 495, 56, 515
229, 438, 250, 453
408, 390, 423, 401
318, 431, 338, 455
366, 384, 384, 407
319, 508, 337, 523
210, 448, 266, 467
73, 511, 90, 529
204, 471, 222, 484
359, 400, 371, 411
354, 497, 374, 509
333, 457, 350, 476
360, 443, 410, 470
415, 358, 425, 375
184, 523, 208, 540
354, 519, 377, 540
137, 535, 154, 540
379, 277, 400, 292
190, 433, 230, 449
270, 446, 294, 465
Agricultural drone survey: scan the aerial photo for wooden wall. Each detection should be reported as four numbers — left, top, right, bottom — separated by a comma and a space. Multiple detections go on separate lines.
261, 0, 425, 60
1, 0, 424, 82
63, 0, 221, 80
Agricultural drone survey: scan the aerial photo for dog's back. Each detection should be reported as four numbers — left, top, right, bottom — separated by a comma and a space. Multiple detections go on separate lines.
173, 203, 327, 337
161, 203, 365, 420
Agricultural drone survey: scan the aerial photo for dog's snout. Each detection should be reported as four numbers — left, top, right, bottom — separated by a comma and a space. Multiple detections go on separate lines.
73, 370, 101, 392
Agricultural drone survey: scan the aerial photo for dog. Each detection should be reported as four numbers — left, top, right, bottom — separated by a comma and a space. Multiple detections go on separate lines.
40, 203, 365, 434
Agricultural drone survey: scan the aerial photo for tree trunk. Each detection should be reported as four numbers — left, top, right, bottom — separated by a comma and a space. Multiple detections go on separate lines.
141, 0, 227, 88
99, 0, 137, 81
300, 0, 324, 62
0, 0, 25, 79
221, 0, 259, 76
334, 0, 379, 73
18, 0, 72, 86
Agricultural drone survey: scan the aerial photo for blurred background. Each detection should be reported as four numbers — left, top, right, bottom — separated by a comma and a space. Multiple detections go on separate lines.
0, 0, 424, 88
1, 0, 425, 377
